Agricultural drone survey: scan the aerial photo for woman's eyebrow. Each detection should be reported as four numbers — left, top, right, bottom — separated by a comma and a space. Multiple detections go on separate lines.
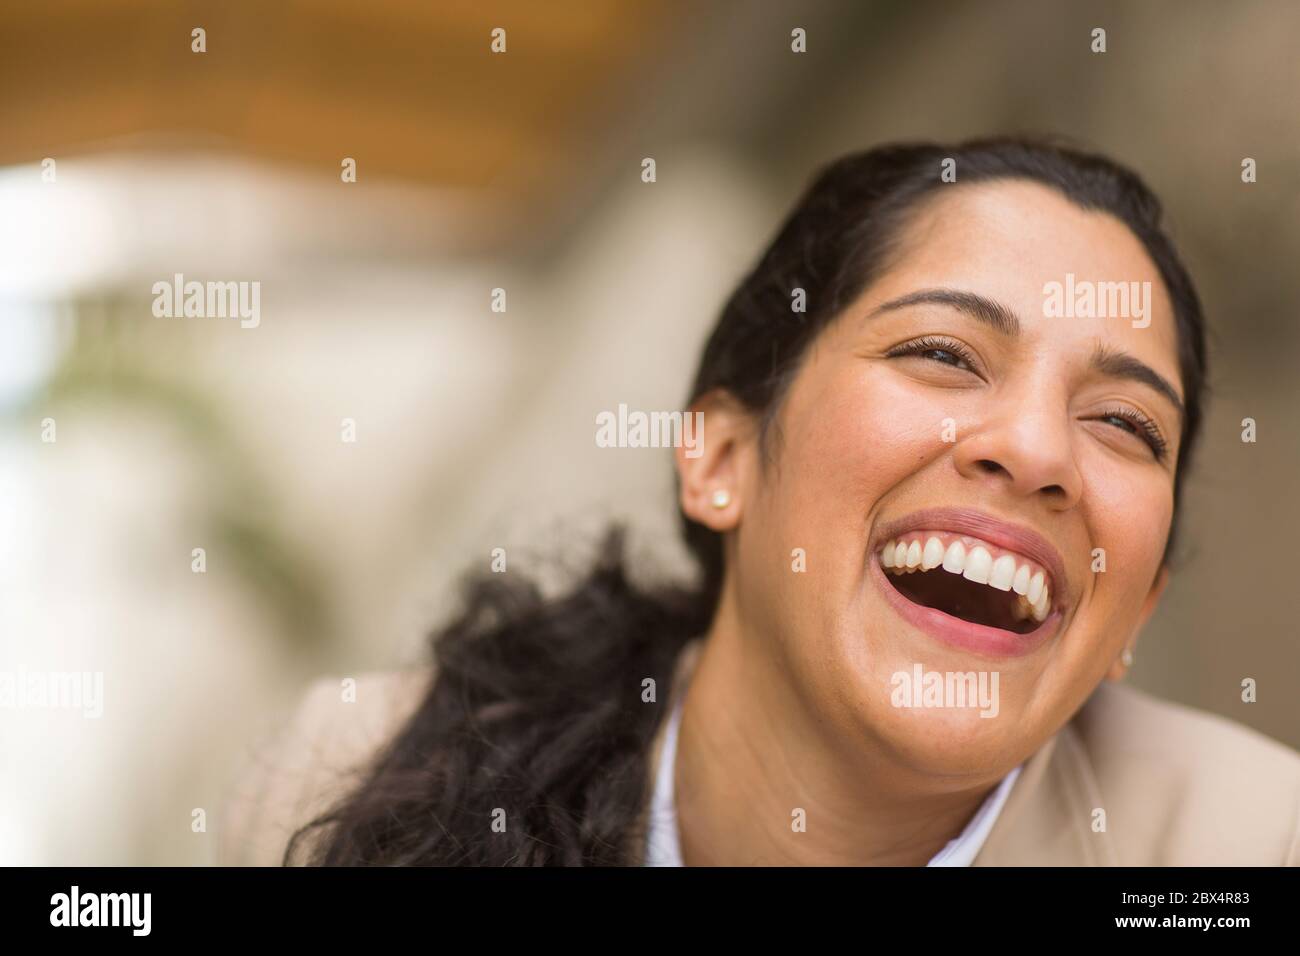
870, 287, 1185, 420
1089, 344, 1185, 420
870, 288, 1022, 336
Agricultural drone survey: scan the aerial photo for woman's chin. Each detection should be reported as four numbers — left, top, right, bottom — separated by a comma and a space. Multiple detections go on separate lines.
872, 706, 1025, 777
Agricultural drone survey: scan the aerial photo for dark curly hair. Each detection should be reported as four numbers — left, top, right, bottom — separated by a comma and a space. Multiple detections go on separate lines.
286, 135, 1209, 865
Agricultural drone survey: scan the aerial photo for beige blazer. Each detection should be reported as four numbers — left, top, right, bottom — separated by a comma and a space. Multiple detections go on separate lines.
218, 639, 1300, 866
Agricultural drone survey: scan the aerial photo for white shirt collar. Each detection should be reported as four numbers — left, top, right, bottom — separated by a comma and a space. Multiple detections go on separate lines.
645, 685, 1022, 866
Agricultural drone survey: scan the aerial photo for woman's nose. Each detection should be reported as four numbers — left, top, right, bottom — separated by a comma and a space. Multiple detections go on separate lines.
951, 401, 1083, 510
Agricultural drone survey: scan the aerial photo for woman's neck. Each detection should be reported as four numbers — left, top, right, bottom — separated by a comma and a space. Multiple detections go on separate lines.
672, 600, 1002, 867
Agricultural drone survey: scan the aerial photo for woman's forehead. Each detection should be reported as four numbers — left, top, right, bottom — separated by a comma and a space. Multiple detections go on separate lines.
860, 179, 1181, 373
896, 181, 1161, 294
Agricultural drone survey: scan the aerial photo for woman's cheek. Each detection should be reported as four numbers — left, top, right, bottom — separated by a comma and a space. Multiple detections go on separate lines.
841, 374, 972, 472
1080, 460, 1173, 600
778, 365, 976, 522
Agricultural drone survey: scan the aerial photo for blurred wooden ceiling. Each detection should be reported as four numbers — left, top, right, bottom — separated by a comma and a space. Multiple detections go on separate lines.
1, 0, 878, 260
0, 1, 680, 211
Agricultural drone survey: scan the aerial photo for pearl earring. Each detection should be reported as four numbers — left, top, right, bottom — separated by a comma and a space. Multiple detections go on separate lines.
1121, 647, 1134, 667
710, 489, 731, 509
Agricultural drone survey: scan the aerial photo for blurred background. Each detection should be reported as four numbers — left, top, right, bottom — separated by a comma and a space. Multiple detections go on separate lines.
1, 0, 1297, 864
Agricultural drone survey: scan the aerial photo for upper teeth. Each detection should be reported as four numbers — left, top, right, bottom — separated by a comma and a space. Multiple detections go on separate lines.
880, 534, 1052, 623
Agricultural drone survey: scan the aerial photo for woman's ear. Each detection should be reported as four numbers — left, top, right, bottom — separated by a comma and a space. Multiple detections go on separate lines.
674, 390, 757, 533
1106, 564, 1170, 681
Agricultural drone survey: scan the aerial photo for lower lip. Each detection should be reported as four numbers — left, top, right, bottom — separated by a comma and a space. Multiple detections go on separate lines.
870, 555, 1059, 659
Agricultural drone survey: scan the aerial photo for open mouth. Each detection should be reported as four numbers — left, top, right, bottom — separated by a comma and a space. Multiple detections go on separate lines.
879, 532, 1053, 636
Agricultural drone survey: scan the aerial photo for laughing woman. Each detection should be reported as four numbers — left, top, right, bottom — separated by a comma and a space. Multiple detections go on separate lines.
221, 136, 1300, 866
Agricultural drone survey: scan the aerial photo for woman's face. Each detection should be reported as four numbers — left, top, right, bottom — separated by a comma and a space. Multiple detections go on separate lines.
723, 179, 1184, 777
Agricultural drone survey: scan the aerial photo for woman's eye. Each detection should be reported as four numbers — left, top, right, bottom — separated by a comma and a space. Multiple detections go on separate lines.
919, 348, 969, 369
886, 337, 978, 373
1094, 410, 1169, 461
1101, 414, 1138, 435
